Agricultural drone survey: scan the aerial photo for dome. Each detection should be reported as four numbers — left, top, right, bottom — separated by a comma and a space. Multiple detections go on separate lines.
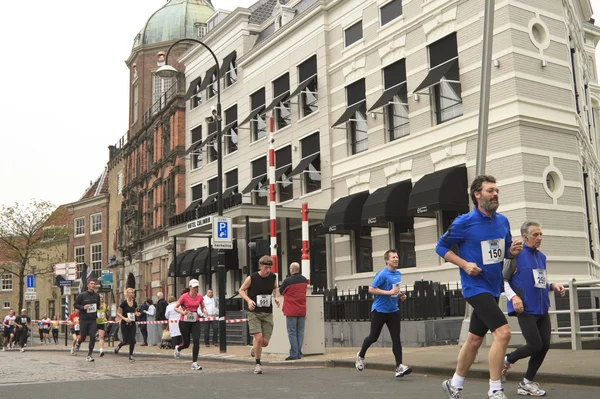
136, 0, 215, 47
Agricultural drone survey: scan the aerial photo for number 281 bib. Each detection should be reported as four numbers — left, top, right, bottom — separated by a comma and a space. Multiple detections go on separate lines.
480, 238, 505, 265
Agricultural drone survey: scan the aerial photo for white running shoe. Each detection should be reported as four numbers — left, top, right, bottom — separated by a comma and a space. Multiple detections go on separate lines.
254, 364, 263, 374
70, 347, 75, 355
395, 364, 412, 378
1, 347, 4, 352
191, 362, 202, 370
442, 379, 462, 399
99, 349, 104, 357
488, 390, 508, 399
20, 348, 25, 353
174, 346, 180, 359
86, 356, 95, 362
355, 351, 365, 371
517, 381, 546, 396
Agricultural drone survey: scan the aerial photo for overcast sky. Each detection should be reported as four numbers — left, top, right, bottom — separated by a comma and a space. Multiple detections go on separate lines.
0, 0, 599, 208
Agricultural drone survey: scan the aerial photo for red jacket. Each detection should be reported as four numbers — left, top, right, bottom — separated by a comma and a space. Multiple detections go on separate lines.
279, 274, 308, 317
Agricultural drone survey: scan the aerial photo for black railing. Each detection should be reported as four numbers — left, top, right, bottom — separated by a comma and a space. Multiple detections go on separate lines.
315, 281, 465, 322
142, 81, 179, 126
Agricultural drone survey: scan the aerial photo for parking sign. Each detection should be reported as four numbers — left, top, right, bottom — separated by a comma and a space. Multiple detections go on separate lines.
212, 217, 233, 249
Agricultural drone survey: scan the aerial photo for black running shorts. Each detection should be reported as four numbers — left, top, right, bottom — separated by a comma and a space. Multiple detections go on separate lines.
466, 293, 508, 337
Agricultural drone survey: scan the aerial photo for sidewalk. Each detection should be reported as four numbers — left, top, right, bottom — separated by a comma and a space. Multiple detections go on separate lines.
25, 341, 600, 387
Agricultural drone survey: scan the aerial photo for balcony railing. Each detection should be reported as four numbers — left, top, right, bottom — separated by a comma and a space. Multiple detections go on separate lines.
142, 81, 180, 126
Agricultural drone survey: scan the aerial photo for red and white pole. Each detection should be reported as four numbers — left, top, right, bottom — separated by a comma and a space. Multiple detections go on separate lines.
301, 203, 310, 284
268, 117, 278, 276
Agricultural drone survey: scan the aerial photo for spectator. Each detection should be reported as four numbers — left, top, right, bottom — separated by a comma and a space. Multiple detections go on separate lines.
156, 292, 168, 329
146, 299, 160, 346
279, 262, 308, 360
203, 289, 219, 347
138, 299, 149, 346
164, 296, 181, 348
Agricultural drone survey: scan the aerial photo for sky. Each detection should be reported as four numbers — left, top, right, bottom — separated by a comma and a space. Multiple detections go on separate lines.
0, 0, 599, 209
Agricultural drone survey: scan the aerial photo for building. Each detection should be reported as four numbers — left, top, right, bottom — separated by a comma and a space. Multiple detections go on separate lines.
165, 0, 600, 294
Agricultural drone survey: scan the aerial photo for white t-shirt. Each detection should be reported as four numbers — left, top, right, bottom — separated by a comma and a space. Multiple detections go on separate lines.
203, 296, 218, 317
164, 302, 181, 337
3, 315, 16, 327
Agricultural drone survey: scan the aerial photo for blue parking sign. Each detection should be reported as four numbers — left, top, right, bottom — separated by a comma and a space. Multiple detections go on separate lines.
218, 221, 228, 238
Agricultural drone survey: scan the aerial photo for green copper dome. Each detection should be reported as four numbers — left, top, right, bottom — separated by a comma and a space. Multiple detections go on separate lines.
135, 0, 215, 47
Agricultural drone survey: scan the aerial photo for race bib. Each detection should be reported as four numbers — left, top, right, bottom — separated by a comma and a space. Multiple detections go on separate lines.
87, 304, 97, 313
127, 313, 136, 322
184, 312, 198, 322
20, 317, 27, 324
391, 282, 401, 298
256, 295, 272, 307
9, 319, 14, 326
98, 311, 105, 319
41, 324, 49, 330
74, 324, 80, 331
480, 238, 505, 265
533, 269, 547, 289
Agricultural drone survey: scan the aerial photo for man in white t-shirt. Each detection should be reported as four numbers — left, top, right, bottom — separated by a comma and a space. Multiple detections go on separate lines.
164, 296, 181, 348
203, 289, 219, 347
2, 309, 16, 351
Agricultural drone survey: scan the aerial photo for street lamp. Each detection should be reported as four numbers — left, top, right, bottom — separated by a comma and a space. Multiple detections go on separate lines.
157, 38, 227, 353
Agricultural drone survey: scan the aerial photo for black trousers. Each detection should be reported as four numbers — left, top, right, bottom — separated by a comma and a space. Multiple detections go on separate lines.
177, 321, 201, 362
139, 324, 148, 344
359, 310, 403, 366
79, 319, 97, 356
14, 327, 28, 348
204, 320, 218, 345
52, 328, 59, 343
118, 322, 137, 356
506, 313, 551, 381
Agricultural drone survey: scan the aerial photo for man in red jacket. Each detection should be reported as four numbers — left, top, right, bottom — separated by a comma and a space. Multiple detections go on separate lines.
279, 262, 308, 360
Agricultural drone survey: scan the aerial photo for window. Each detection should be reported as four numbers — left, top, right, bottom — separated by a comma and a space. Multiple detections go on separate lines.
191, 125, 203, 170
224, 53, 237, 88
163, 120, 171, 155
74, 246, 85, 273
196, 22, 207, 38
90, 214, 102, 234
225, 169, 238, 196
192, 184, 202, 202
48, 300, 55, 319
355, 227, 373, 273
147, 189, 154, 230
74, 217, 85, 236
384, 60, 410, 140
276, 146, 293, 202
132, 84, 139, 124
207, 71, 218, 99
344, 21, 363, 47
380, 0, 402, 26
297, 56, 318, 117
191, 125, 202, 146
117, 171, 123, 195
163, 176, 175, 226
394, 221, 416, 268
252, 157, 268, 205
346, 79, 368, 154
429, 33, 463, 124
250, 88, 267, 141
273, 74, 291, 130
206, 120, 218, 163
192, 80, 202, 109
224, 105, 238, 154
91, 243, 102, 275
207, 177, 218, 201
2, 301, 10, 309
147, 135, 155, 169
152, 74, 173, 114
1, 274, 13, 291
301, 133, 321, 194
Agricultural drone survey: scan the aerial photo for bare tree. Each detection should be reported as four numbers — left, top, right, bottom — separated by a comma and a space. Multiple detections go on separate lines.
0, 200, 58, 312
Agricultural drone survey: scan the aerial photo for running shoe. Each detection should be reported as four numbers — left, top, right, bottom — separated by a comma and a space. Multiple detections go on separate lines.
99, 349, 104, 357
254, 364, 263, 374
86, 356, 95, 362
395, 364, 412, 378
191, 362, 202, 370
75, 343, 80, 352
442, 379, 462, 399
20, 348, 25, 352
114, 346, 120, 354
488, 390, 508, 399
501, 361, 511, 382
174, 346, 180, 359
70, 347, 75, 355
355, 351, 365, 371
129, 355, 135, 362
1, 346, 4, 352
517, 381, 546, 397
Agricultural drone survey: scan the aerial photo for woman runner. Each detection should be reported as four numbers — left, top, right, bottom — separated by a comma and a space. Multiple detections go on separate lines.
115, 287, 140, 362
40, 313, 52, 345
173, 279, 207, 370
96, 295, 108, 357
51, 316, 60, 344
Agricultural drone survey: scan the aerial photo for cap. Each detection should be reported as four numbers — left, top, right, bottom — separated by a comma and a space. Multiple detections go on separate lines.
21, 309, 26, 312
188, 279, 200, 288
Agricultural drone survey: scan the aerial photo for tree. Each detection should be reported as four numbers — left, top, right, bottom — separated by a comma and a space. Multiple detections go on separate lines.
0, 200, 58, 313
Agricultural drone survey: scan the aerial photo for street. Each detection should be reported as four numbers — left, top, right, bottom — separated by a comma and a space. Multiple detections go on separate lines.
0, 350, 597, 399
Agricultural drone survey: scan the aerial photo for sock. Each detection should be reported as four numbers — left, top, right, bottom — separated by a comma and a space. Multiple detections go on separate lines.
256, 358, 261, 365
489, 380, 502, 395
451, 373, 465, 389
522, 378, 530, 385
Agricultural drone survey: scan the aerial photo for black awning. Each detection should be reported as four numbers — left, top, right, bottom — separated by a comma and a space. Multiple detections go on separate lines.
183, 76, 202, 101
331, 100, 365, 128
184, 141, 202, 155
192, 247, 210, 275
413, 59, 458, 93
275, 165, 291, 181
264, 91, 290, 113
361, 180, 413, 226
222, 186, 237, 197
219, 51, 237, 78
322, 191, 370, 233
288, 153, 319, 178
168, 250, 194, 277
368, 82, 406, 112
197, 65, 218, 92
241, 174, 266, 194
204, 193, 217, 204
290, 74, 317, 97
407, 165, 469, 217
239, 105, 265, 126
184, 199, 202, 213
222, 120, 237, 133
200, 131, 217, 147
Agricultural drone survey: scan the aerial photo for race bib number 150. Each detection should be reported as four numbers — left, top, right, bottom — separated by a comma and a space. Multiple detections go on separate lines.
481, 238, 505, 265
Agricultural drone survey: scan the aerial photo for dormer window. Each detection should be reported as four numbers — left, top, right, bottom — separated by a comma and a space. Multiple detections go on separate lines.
196, 23, 207, 39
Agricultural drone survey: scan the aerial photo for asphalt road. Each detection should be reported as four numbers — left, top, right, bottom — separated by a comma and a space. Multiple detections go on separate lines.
0, 351, 596, 399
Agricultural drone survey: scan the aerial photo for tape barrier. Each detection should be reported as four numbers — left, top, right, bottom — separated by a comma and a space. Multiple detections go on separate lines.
31, 317, 247, 325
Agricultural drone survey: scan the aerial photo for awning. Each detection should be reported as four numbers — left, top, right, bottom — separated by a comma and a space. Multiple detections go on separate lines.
331, 100, 365, 128
183, 76, 202, 101
413, 59, 458, 93
288, 153, 319, 178
361, 180, 412, 226
407, 165, 469, 217
368, 82, 406, 112
185, 141, 202, 155
197, 65, 218, 92
168, 250, 194, 277
223, 186, 237, 197
184, 199, 202, 213
275, 165, 291, 182
239, 105, 265, 126
200, 131, 217, 147
204, 193, 217, 204
289, 74, 316, 97
264, 91, 290, 113
219, 51, 237, 78
322, 191, 370, 233
242, 174, 267, 194
222, 120, 237, 133
192, 247, 210, 275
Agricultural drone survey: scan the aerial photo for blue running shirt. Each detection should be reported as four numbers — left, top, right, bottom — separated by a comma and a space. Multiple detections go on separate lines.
370, 267, 402, 313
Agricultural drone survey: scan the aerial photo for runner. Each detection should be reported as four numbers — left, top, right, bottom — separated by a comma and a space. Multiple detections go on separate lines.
67, 308, 81, 355
436, 175, 522, 399
96, 294, 108, 357
74, 280, 101, 362
115, 287, 140, 362
2, 309, 16, 351
502, 221, 566, 397
355, 249, 412, 378
51, 315, 60, 344
164, 295, 181, 348
13, 309, 31, 352
239, 255, 280, 375
173, 279, 208, 371
39, 313, 52, 345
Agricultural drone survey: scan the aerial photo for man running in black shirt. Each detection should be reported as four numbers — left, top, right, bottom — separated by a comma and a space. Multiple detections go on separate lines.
74, 280, 101, 362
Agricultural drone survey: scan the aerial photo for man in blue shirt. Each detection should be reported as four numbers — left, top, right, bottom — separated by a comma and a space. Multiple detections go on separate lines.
355, 249, 412, 378
436, 175, 522, 399
502, 221, 565, 396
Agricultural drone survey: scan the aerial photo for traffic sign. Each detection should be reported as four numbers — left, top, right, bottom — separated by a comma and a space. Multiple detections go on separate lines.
63, 286, 71, 295
212, 216, 233, 249
59, 280, 73, 287
24, 292, 37, 301
26, 274, 35, 289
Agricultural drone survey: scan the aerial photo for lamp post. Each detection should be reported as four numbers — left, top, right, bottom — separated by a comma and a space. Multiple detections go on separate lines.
157, 38, 227, 353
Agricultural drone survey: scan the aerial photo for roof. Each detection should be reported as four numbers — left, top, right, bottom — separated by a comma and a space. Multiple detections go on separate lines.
44, 205, 69, 228
80, 168, 109, 201
249, 0, 292, 25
